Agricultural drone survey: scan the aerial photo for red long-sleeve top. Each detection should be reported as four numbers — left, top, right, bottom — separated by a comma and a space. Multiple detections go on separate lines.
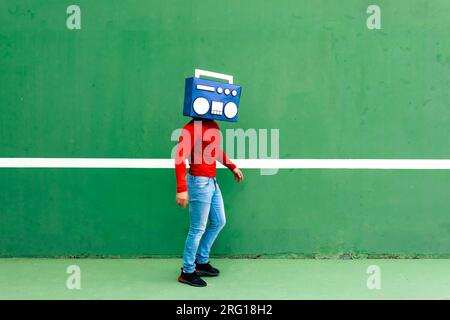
175, 119, 236, 193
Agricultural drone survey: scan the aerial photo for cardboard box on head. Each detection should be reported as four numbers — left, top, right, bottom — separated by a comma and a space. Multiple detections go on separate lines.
183, 69, 242, 122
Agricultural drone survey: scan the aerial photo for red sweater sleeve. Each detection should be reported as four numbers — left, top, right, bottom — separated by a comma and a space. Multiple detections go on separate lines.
216, 148, 237, 171
174, 124, 193, 193
212, 121, 236, 171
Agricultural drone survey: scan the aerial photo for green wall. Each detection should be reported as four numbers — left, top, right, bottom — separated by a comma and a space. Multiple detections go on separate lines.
1, 0, 449, 257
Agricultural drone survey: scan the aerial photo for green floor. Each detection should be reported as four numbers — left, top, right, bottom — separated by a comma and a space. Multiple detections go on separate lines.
0, 259, 448, 299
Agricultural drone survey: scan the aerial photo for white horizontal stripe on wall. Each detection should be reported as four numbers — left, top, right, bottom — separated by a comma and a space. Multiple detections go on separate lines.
1, 158, 450, 169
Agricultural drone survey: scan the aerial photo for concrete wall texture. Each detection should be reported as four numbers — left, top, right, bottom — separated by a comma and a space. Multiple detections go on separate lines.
1, 1, 449, 257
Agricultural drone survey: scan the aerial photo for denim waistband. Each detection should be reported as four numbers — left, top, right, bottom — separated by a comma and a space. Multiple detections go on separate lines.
187, 173, 216, 180
187, 174, 217, 186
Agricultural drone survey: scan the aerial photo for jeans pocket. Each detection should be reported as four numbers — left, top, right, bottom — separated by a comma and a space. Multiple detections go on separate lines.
193, 177, 209, 189
188, 176, 211, 202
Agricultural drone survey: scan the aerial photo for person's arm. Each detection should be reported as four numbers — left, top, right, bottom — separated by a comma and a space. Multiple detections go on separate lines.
174, 126, 193, 208
216, 148, 244, 183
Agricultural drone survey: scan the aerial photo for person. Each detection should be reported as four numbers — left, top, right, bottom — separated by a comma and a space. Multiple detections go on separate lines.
174, 118, 244, 287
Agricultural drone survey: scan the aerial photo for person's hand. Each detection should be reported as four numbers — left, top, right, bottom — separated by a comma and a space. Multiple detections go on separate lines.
232, 168, 244, 183
176, 191, 189, 208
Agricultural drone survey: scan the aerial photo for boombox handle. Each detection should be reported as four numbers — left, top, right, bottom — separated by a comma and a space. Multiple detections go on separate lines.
195, 69, 234, 85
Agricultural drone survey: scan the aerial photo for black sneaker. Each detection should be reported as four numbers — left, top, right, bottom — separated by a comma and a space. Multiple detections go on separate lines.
178, 268, 207, 287
195, 261, 220, 277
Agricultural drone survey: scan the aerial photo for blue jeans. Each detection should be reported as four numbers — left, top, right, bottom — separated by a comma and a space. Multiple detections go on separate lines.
182, 174, 226, 273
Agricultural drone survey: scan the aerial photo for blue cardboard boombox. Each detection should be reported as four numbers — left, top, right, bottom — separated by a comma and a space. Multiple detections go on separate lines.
183, 69, 242, 122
